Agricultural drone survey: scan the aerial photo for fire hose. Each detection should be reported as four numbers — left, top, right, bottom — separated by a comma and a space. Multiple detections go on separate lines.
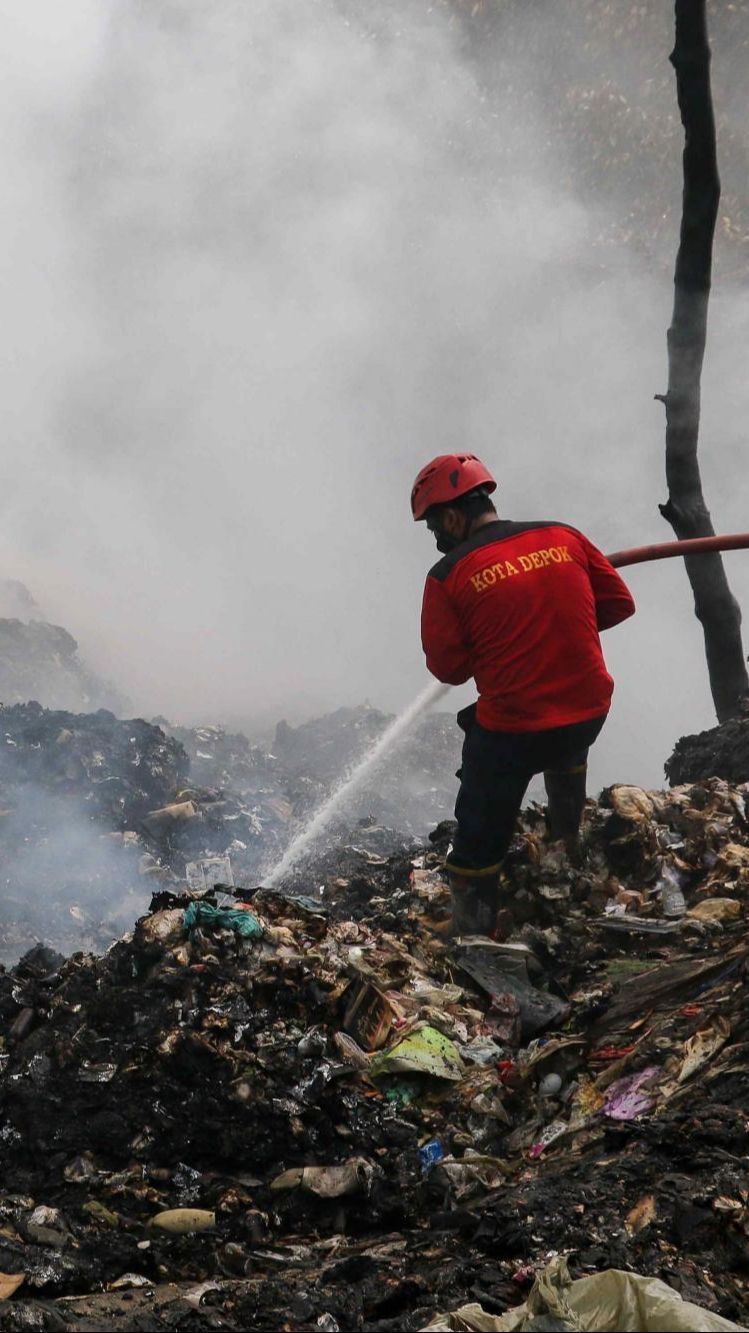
607, 533, 749, 569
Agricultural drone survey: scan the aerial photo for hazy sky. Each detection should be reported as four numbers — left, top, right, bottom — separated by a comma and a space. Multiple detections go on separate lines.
1, 0, 747, 793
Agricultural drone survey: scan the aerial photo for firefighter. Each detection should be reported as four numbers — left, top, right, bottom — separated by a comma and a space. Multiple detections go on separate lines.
412, 453, 635, 936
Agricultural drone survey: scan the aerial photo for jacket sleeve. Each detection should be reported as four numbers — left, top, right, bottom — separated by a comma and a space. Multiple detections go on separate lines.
582, 536, 636, 631
421, 576, 473, 685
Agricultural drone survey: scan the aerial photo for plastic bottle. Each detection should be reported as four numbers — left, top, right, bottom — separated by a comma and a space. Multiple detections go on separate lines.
656, 862, 687, 918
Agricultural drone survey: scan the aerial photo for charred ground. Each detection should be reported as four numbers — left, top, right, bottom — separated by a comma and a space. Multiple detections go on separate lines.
1, 704, 749, 1328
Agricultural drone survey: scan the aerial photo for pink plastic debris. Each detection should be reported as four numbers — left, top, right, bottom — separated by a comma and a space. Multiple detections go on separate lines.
601, 1066, 659, 1120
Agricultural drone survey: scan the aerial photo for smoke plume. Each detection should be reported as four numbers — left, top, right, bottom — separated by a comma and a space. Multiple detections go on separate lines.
1, 0, 747, 792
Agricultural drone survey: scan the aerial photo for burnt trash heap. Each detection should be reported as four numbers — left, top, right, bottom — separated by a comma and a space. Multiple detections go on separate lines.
167, 705, 462, 860
0, 581, 128, 717
0, 701, 459, 965
0, 704, 189, 964
2, 732, 749, 1328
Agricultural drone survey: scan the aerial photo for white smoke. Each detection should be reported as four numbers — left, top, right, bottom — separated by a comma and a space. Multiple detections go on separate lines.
0, 0, 747, 793
0, 782, 150, 964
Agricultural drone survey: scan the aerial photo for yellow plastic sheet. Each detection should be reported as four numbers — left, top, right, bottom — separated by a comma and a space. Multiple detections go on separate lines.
370, 1024, 465, 1082
422, 1256, 746, 1331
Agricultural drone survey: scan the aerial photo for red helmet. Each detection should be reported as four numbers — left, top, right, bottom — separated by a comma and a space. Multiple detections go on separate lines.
411, 454, 496, 520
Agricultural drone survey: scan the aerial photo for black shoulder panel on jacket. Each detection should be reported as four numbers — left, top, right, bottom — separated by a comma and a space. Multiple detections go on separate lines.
428, 520, 569, 583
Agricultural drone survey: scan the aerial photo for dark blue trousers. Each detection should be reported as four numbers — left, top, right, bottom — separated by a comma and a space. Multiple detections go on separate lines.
447, 711, 606, 874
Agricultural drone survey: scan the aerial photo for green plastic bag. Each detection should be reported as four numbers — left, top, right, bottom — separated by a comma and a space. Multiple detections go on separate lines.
183, 901, 263, 939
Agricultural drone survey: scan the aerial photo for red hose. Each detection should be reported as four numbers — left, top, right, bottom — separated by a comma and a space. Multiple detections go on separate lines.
607, 533, 749, 569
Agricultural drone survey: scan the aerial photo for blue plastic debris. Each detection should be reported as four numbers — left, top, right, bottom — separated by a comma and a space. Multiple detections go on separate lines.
418, 1139, 445, 1174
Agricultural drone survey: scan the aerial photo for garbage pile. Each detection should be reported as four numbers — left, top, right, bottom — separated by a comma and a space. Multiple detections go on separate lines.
168, 705, 462, 871
0, 701, 461, 964
0, 704, 187, 825
2, 778, 749, 1329
271, 705, 461, 835
162, 721, 312, 878
0, 705, 188, 962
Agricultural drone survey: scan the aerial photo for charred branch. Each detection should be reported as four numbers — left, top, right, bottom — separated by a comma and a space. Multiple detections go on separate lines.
657, 0, 748, 721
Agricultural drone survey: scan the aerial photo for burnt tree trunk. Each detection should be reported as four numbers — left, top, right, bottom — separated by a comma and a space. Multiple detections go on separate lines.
657, 0, 748, 721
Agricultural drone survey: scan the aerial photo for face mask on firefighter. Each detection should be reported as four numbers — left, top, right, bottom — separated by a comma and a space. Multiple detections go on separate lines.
427, 510, 465, 554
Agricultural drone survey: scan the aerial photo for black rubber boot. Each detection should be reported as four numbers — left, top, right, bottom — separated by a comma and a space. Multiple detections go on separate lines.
448, 872, 499, 937
544, 766, 588, 859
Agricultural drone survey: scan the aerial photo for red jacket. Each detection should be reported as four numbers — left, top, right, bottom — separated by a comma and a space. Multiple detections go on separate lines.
421, 520, 635, 732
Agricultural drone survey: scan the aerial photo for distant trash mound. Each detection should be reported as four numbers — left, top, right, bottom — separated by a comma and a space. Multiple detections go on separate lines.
0, 703, 189, 826
0, 579, 42, 621
270, 702, 462, 833
0, 581, 127, 715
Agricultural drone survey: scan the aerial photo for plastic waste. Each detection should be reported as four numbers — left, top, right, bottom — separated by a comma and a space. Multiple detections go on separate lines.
25, 1205, 70, 1249
183, 901, 263, 939
437, 1151, 509, 1197
670, 1017, 731, 1088
656, 861, 687, 918
270, 1158, 375, 1198
297, 1027, 328, 1057
688, 897, 742, 922
601, 1067, 659, 1121
78, 1063, 117, 1083
528, 1120, 568, 1158
626, 1194, 657, 1235
342, 976, 395, 1051
142, 800, 201, 837
420, 1255, 746, 1331
254, 888, 327, 918
185, 855, 234, 894
150, 1209, 216, 1234
607, 785, 658, 823
418, 1140, 445, 1174
458, 1034, 506, 1066
384, 1079, 421, 1106
108, 1273, 153, 1291
598, 915, 683, 936
539, 1072, 562, 1097
456, 945, 569, 1040
0, 1274, 25, 1300
370, 1025, 465, 1082
136, 908, 185, 946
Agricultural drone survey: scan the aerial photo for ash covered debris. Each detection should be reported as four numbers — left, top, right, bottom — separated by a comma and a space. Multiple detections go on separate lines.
2, 779, 749, 1327
163, 705, 463, 886
170, 704, 461, 846
271, 703, 460, 816
0, 704, 187, 825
